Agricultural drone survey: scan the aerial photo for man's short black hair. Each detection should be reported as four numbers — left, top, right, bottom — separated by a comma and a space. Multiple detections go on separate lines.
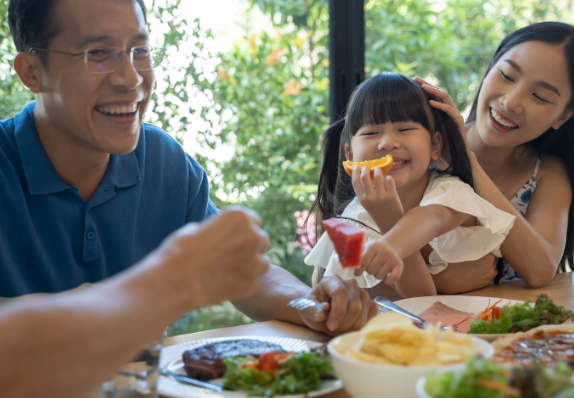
8, 0, 147, 53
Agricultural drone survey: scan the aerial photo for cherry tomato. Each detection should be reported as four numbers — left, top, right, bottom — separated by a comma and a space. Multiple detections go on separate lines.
491, 307, 503, 319
258, 350, 279, 373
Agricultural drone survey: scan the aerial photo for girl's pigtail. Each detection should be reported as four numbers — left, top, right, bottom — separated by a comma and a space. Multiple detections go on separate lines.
433, 107, 474, 189
305, 118, 346, 245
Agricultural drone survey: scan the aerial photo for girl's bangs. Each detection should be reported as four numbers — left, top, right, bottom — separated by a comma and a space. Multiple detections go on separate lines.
347, 73, 432, 135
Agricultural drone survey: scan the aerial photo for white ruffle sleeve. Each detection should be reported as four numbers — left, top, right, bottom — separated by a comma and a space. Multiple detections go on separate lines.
304, 199, 384, 288
421, 174, 516, 274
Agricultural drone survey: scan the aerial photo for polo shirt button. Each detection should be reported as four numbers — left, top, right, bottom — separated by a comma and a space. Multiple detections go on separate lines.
87, 231, 96, 240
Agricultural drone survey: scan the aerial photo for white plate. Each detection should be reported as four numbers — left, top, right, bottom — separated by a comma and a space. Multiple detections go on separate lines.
392, 295, 529, 342
159, 336, 343, 398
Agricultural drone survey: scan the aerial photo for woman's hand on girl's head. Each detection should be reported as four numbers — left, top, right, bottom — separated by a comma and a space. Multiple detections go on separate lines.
354, 240, 404, 285
352, 166, 404, 232
413, 76, 467, 139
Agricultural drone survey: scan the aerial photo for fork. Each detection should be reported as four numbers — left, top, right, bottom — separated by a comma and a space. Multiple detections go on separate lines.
287, 297, 327, 313
374, 296, 457, 331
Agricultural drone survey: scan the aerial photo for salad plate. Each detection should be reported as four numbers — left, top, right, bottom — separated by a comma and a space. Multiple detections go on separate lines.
158, 336, 343, 398
392, 295, 529, 342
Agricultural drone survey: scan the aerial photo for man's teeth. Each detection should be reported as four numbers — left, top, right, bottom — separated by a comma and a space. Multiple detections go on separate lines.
97, 103, 138, 115
490, 108, 518, 129
393, 161, 406, 166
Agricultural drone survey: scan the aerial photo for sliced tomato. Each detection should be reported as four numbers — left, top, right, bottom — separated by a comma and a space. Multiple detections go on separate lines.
258, 351, 279, 373
491, 307, 503, 320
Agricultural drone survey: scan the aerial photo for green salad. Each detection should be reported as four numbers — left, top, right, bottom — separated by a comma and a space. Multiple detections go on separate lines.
468, 294, 574, 334
222, 346, 333, 397
425, 356, 574, 398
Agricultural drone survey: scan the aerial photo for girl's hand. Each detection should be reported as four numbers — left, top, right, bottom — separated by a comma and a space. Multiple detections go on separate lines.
352, 166, 404, 231
353, 240, 404, 285
413, 76, 466, 138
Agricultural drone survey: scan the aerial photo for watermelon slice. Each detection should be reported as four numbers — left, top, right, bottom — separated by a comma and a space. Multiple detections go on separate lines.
322, 218, 365, 269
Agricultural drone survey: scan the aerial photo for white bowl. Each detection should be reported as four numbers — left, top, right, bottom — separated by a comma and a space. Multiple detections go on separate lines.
415, 378, 432, 398
327, 331, 493, 398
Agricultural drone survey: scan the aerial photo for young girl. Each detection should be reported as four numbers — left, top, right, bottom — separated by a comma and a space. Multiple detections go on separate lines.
415, 22, 574, 290
304, 73, 516, 298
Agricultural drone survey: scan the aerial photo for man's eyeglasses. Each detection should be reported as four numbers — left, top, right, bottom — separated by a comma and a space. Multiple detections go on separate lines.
28, 45, 166, 74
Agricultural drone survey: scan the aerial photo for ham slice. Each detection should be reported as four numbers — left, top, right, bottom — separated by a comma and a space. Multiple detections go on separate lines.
417, 301, 474, 334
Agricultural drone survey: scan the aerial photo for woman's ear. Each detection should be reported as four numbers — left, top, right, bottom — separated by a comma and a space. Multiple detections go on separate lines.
552, 109, 574, 130
344, 143, 353, 161
14, 52, 44, 94
430, 131, 443, 161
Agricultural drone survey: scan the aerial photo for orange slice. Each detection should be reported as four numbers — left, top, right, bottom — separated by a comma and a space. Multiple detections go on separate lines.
342, 155, 393, 178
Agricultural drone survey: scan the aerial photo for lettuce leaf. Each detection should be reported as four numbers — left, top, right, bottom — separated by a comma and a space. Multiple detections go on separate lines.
468, 306, 514, 334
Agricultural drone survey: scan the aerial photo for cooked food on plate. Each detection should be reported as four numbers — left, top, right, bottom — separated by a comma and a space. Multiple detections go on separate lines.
180, 338, 333, 397
346, 312, 474, 366
424, 356, 574, 398
222, 346, 332, 397
492, 324, 574, 367
182, 339, 286, 380
417, 294, 574, 335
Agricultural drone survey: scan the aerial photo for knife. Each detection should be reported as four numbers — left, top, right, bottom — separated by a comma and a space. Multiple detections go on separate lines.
160, 369, 223, 391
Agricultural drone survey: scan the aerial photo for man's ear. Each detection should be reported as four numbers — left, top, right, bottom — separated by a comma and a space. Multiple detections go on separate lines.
13, 52, 44, 94
430, 131, 443, 161
552, 109, 574, 130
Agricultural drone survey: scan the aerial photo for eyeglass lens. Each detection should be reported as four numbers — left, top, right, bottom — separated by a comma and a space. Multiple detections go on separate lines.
85, 47, 164, 73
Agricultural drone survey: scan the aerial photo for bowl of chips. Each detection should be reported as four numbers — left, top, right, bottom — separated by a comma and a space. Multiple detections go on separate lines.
327, 313, 494, 398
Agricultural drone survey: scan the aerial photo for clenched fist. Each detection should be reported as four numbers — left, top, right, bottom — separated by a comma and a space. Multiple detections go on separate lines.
151, 206, 271, 308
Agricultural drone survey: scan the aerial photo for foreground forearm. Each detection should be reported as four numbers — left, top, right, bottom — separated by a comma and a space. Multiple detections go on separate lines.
0, 258, 190, 398
232, 264, 311, 324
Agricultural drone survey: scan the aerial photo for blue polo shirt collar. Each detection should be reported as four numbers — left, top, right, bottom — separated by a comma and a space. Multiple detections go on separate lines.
14, 102, 68, 195
14, 101, 141, 196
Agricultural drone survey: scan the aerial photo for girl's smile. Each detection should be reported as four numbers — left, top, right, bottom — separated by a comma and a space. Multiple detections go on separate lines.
345, 121, 441, 190
390, 157, 409, 171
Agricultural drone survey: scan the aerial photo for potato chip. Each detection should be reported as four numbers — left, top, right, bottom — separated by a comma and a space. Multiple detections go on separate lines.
345, 312, 474, 367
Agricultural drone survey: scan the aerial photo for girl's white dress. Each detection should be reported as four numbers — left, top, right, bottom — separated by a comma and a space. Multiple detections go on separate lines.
304, 173, 516, 288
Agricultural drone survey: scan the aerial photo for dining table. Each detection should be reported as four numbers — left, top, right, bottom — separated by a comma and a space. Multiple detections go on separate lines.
160, 271, 574, 398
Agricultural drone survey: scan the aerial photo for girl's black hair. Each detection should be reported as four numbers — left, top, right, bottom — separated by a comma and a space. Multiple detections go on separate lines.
307, 72, 473, 241
466, 21, 574, 272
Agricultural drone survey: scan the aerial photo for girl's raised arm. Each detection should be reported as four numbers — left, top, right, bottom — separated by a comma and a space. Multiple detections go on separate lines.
354, 205, 473, 284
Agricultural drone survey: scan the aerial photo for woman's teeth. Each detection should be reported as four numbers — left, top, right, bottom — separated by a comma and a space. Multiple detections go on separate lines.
490, 108, 518, 129
393, 160, 406, 166
96, 103, 138, 115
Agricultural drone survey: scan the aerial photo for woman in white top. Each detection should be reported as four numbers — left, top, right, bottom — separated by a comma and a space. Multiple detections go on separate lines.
416, 22, 574, 291
304, 72, 515, 298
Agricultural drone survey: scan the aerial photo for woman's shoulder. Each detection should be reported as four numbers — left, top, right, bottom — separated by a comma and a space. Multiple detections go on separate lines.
538, 154, 570, 187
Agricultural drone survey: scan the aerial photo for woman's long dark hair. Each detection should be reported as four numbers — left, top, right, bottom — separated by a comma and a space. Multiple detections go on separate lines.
307, 72, 473, 243
467, 22, 574, 272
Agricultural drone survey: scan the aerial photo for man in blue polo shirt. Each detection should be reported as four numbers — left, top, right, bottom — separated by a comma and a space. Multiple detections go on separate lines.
1, 0, 378, 335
